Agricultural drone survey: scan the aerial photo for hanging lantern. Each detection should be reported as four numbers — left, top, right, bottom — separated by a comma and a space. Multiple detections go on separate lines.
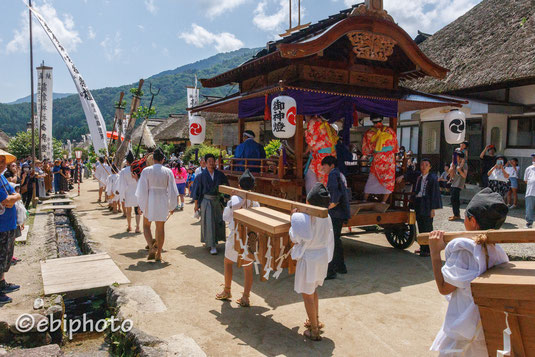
189, 115, 206, 145
444, 109, 466, 144
271, 96, 297, 139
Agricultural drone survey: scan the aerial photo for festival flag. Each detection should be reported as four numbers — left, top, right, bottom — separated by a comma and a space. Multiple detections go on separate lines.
36, 65, 53, 160
26, 3, 108, 154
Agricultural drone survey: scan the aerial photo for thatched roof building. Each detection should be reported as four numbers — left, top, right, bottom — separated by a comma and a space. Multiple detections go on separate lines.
130, 118, 167, 146
409, 0, 535, 95
0, 130, 10, 150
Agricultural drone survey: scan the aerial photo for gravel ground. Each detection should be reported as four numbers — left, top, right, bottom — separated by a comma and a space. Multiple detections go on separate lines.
435, 195, 535, 261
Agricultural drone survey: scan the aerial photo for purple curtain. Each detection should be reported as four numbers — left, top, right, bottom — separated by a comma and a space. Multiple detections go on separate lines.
238, 89, 398, 146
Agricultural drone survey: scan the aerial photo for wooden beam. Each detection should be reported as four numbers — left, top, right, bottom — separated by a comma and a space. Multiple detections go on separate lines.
238, 117, 245, 144
417, 229, 535, 245
219, 185, 328, 218
295, 115, 304, 179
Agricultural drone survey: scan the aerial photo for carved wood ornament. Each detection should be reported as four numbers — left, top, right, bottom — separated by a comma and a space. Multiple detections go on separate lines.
347, 31, 397, 62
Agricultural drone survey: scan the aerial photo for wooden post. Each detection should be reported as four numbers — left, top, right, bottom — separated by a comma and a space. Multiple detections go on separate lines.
295, 115, 304, 179
238, 117, 245, 144
390, 117, 398, 132
114, 79, 144, 166
278, 154, 284, 179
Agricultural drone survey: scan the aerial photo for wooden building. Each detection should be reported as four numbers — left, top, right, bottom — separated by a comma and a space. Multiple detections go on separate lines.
406, 0, 535, 181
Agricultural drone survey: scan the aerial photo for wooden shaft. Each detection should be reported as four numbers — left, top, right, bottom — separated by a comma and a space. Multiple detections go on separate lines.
295, 115, 304, 179
238, 117, 245, 144
417, 229, 535, 245
219, 185, 328, 218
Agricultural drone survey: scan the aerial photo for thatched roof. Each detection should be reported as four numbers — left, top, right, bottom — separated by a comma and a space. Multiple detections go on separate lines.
153, 114, 189, 141
0, 130, 9, 149
408, 0, 535, 94
130, 118, 167, 146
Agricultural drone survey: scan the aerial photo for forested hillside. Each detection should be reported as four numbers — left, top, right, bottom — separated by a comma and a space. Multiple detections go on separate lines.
0, 48, 259, 142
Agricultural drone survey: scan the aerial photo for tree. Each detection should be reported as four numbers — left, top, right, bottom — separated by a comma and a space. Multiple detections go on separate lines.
8, 131, 63, 160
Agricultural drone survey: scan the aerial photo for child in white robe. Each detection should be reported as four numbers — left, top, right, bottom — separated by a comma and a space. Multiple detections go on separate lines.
106, 165, 121, 213
429, 188, 509, 356
216, 170, 259, 307
290, 182, 334, 341
118, 151, 140, 233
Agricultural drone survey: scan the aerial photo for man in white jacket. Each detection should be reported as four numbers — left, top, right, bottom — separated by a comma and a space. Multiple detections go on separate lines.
429, 188, 509, 356
118, 151, 140, 233
94, 157, 110, 203
135, 148, 178, 261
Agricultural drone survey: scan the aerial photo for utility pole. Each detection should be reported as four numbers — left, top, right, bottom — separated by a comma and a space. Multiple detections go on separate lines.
29, 0, 37, 206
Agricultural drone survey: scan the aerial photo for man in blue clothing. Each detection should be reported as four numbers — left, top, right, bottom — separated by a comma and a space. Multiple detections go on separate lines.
0, 151, 22, 306
321, 155, 351, 280
234, 130, 266, 172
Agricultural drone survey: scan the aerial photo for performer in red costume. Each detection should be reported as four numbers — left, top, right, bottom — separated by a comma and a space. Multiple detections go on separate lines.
362, 114, 398, 203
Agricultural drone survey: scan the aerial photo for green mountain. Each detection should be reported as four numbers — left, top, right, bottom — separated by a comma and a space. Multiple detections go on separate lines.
5, 92, 74, 104
0, 48, 260, 142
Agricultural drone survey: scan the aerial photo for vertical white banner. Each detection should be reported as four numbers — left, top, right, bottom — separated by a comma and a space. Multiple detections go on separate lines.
186, 86, 200, 120
36, 65, 53, 160
27, 4, 108, 154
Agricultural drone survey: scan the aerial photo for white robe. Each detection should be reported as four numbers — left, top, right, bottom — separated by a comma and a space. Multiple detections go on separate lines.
222, 196, 260, 263
431, 238, 509, 356
106, 174, 120, 203
95, 163, 110, 188
289, 213, 334, 295
118, 166, 138, 207
135, 164, 178, 222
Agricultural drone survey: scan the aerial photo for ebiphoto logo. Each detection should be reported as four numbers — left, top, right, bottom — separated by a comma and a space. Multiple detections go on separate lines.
16, 313, 133, 340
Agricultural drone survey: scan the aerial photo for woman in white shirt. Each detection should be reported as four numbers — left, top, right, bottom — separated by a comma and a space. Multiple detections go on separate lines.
487, 155, 510, 198
505, 158, 519, 209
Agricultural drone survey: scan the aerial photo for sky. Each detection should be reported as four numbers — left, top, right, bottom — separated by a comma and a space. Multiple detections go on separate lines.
0, 0, 482, 103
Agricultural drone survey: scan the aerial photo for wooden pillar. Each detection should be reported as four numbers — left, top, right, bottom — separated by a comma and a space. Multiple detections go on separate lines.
295, 115, 304, 179
238, 117, 245, 144
389, 117, 398, 132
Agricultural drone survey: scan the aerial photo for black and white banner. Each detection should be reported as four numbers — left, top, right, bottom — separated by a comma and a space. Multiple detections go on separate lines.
27, 3, 108, 154
36, 65, 53, 160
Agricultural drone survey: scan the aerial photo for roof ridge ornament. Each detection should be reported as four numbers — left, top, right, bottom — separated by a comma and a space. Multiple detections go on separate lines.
350, 1, 394, 23
347, 31, 397, 62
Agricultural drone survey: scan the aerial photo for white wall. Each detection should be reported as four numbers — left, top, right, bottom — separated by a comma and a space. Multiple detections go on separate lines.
485, 113, 508, 152
510, 85, 535, 105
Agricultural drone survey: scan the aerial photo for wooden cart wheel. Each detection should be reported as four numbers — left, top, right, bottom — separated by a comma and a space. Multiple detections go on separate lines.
384, 224, 416, 250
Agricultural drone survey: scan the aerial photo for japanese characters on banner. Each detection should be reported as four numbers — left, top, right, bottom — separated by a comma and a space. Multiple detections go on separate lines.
27, 4, 108, 154
186, 86, 200, 120
36, 66, 53, 160
444, 109, 466, 144
271, 96, 297, 138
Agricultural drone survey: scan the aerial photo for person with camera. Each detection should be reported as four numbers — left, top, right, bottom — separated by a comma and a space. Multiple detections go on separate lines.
479, 145, 496, 188
487, 155, 510, 199
448, 150, 468, 221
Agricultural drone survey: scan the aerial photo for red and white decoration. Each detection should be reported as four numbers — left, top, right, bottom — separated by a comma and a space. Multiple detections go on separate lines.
444, 109, 466, 144
271, 96, 297, 139
189, 115, 206, 145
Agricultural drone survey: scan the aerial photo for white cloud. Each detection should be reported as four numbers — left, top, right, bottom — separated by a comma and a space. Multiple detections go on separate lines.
339, 0, 481, 36
253, 0, 306, 33
6, 2, 82, 54
100, 31, 123, 61
88, 26, 96, 40
144, 0, 157, 14
199, 0, 247, 19
179, 23, 244, 52
137, 24, 145, 32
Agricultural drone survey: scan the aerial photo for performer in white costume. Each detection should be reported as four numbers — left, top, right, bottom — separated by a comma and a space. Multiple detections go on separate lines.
290, 183, 334, 341
135, 148, 178, 261
118, 151, 140, 233
94, 156, 110, 203
106, 164, 120, 213
429, 188, 509, 356
215, 170, 259, 307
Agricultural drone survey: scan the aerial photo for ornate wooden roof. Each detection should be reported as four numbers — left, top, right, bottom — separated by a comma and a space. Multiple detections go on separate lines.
201, 3, 448, 90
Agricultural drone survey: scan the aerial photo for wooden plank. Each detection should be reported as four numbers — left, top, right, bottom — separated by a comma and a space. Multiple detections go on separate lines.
43, 198, 73, 204
345, 210, 410, 227
41, 204, 77, 210
219, 185, 328, 218
41, 253, 130, 297
471, 262, 535, 301
233, 207, 291, 235
417, 229, 535, 245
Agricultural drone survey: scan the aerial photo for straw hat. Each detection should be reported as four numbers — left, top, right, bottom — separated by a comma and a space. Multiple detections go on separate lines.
0, 149, 16, 165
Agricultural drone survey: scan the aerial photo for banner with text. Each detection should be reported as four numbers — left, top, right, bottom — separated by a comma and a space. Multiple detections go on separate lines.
28, 4, 108, 154
36, 66, 53, 160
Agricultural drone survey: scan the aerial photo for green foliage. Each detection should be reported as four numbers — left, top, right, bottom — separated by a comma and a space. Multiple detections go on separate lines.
161, 143, 177, 157
0, 48, 261, 142
129, 87, 144, 97
182, 144, 229, 165
521, 17, 527, 26
132, 106, 157, 120
133, 144, 146, 157
72, 147, 89, 161
114, 100, 127, 109
7, 131, 63, 160
264, 139, 281, 158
